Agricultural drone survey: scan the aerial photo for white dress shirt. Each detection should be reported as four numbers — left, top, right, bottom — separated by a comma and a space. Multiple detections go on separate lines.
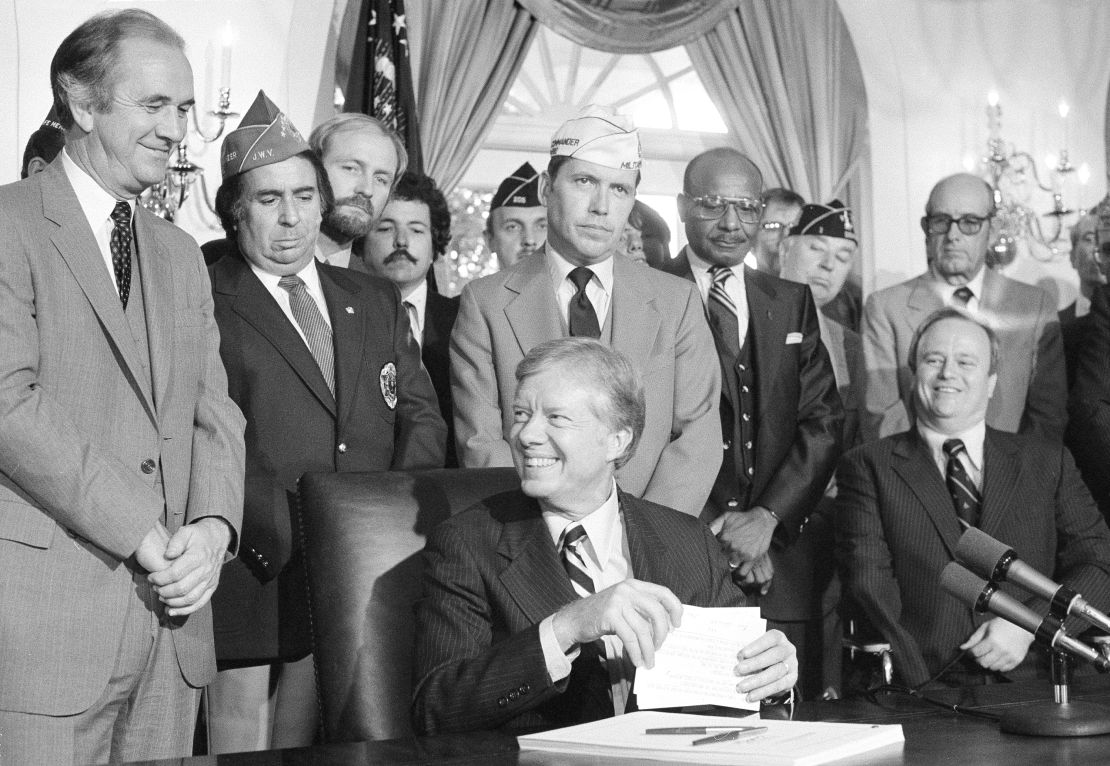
917, 420, 986, 492
934, 266, 987, 315
537, 482, 634, 716
61, 149, 133, 299
545, 248, 614, 330
248, 258, 333, 348
685, 246, 750, 345
316, 243, 353, 269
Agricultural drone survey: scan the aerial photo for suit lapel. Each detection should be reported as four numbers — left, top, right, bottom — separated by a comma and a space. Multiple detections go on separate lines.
978, 430, 1020, 538
497, 499, 577, 625
622, 493, 681, 587
221, 258, 337, 416
609, 256, 660, 367
41, 166, 156, 418
133, 209, 174, 416
746, 270, 782, 427
319, 266, 365, 427
891, 431, 963, 557
503, 250, 563, 356
904, 274, 941, 334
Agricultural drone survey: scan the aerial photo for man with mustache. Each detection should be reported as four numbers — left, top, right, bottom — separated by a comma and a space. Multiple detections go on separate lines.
862, 173, 1065, 443
661, 148, 843, 698
451, 104, 722, 518
362, 171, 460, 465
205, 94, 445, 752
308, 112, 407, 272
485, 162, 547, 269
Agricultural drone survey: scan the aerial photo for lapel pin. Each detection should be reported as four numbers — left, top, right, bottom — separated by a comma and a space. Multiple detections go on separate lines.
345, 306, 354, 314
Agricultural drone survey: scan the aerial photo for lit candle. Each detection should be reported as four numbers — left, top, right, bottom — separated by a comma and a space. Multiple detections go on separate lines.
220, 22, 234, 90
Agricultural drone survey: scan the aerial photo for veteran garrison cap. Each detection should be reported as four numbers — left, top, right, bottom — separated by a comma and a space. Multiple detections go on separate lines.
40, 105, 64, 133
491, 162, 542, 210
789, 198, 857, 243
550, 104, 641, 170
220, 90, 310, 179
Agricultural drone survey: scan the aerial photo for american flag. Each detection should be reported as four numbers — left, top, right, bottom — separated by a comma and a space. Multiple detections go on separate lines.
344, 0, 424, 173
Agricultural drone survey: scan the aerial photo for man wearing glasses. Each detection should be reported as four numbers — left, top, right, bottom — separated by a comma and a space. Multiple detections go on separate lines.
750, 187, 805, 274
661, 148, 843, 697
862, 173, 1065, 442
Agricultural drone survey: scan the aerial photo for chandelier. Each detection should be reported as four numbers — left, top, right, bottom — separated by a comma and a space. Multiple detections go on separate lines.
977, 91, 1089, 266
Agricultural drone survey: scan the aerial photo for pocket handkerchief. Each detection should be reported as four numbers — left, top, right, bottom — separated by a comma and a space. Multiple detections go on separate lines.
785, 332, 803, 345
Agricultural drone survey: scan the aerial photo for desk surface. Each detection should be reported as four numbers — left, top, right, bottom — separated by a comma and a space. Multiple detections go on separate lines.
131, 675, 1110, 765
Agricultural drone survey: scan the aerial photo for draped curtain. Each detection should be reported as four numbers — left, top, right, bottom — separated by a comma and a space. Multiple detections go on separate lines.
686, 0, 868, 204
405, 0, 537, 191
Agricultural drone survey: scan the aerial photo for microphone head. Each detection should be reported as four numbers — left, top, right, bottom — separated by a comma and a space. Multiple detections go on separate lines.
941, 561, 992, 612
955, 527, 1014, 580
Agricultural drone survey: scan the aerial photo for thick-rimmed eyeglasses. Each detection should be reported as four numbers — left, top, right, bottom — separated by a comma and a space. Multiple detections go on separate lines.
687, 195, 763, 224
921, 214, 991, 236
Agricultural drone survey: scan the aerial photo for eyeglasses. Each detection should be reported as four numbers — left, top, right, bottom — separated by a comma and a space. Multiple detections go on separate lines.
686, 195, 763, 224
921, 214, 991, 236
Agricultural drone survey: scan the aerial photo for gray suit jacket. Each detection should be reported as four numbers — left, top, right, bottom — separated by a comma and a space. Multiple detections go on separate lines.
450, 249, 722, 517
0, 159, 245, 714
861, 268, 1065, 442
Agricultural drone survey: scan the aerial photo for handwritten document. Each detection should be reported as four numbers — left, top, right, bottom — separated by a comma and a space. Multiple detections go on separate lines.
634, 605, 766, 711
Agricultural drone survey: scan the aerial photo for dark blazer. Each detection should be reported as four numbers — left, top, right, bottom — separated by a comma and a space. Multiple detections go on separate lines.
209, 251, 446, 662
661, 251, 843, 621
412, 490, 744, 734
835, 427, 1110, 687
423, 290, 459, 467
1059, 301, 1096, 392
1069, 286, 1110, 519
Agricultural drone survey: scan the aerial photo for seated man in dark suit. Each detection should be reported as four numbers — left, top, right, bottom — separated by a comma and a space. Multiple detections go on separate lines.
361, 171, 459, 466
1060, 211, 1104, 389
837, 307, 1110, 688
413, 338, 797, 734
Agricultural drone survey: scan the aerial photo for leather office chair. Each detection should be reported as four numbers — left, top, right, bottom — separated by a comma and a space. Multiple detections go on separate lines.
297, 468, 521, 743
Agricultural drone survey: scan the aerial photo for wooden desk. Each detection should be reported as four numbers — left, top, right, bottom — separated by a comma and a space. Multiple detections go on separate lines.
129, 675, 1110, 765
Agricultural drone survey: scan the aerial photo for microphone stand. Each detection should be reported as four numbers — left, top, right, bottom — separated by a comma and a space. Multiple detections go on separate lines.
1000, 621, 1110, 736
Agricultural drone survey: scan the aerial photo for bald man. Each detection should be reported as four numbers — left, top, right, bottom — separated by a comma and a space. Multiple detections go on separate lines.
661, 148, 842, 697
861, 173, 1065, 443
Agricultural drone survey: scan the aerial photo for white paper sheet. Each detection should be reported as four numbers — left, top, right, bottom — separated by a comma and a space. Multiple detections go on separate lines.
634, 605, 767, 711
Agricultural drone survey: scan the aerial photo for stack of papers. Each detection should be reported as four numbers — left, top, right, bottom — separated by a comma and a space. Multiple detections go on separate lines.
635, 605, 766, 711
518, 711, 905, 765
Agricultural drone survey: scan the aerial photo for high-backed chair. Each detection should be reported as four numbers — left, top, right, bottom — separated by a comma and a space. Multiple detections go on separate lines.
297, 468, 521, 743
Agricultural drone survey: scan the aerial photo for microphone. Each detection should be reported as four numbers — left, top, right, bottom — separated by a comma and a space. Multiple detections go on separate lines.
940, 562, 1110, 670
955, 527, 1110, 634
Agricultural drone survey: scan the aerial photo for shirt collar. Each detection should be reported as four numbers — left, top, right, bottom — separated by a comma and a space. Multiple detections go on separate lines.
684, 246, 747, 289
545, 245, 615, 296
543, 480, 621, 571
249, 256, 326, 297
932, 264, 986, 302
1076, 293, 1093, 319
316, 242, 353, 269
61, 148, 130, 235
917, 419, 986, 473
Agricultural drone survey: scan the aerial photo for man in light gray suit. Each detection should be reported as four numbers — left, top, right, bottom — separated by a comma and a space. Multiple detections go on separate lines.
0, 10, 245, 764
862, 173, 1065, 443
450, 105, 721, 518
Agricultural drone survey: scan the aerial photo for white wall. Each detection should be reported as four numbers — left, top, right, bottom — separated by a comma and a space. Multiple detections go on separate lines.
838, 0, 1110, 298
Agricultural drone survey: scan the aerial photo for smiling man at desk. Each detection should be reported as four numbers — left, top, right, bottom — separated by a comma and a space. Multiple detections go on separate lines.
413, 339, 797, 734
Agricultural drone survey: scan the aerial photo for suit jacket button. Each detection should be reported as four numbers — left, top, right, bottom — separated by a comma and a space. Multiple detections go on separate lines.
742, 413, 750, 422
727, 499, 739, 508
337, 442, 348, 454
722, 441, 731, 450
140, 458, 156, 474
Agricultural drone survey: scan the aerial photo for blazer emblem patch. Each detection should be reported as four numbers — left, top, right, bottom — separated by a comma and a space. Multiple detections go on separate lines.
380, 362, 398, 409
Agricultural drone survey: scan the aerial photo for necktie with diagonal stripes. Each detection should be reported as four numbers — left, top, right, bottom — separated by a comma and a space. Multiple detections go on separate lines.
943, 438, 981, 527
278, 274, 335, 396
560, 524, 595, 597
707, 265, 742, 358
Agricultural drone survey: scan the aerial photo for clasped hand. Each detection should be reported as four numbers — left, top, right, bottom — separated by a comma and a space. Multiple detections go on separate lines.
550, 579, 798, 701
136, 519, 231, 617
710, 508, 778, 592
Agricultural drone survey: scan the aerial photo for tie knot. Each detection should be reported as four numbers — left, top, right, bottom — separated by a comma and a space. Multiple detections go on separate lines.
562, 523, 588, 551
942, 438, 966, 459
709, 265, 733, 286
111, 200, 132, 227
278, 274, 306, 293
569, 266, 594, 292
953, 286, 974, 305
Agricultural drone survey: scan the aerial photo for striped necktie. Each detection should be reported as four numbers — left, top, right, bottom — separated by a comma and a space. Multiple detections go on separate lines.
560, 524, 595, 597
278, 275, 335, 396
707, 265, 741, 359
943, 438, 981, 527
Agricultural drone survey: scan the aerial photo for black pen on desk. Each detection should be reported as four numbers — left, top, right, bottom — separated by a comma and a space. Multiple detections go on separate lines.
692, 727, 768, 746
645, 725, 763, 735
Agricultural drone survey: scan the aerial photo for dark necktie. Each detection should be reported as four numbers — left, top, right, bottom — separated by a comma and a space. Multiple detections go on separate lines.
707, 265, 741, 360
943, 438, 981, 527
278, 275, 335, 395
110, 201, 133, 309
953, 286, 974, 306
560, 524, 595, 597
568, 267, 601, 338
